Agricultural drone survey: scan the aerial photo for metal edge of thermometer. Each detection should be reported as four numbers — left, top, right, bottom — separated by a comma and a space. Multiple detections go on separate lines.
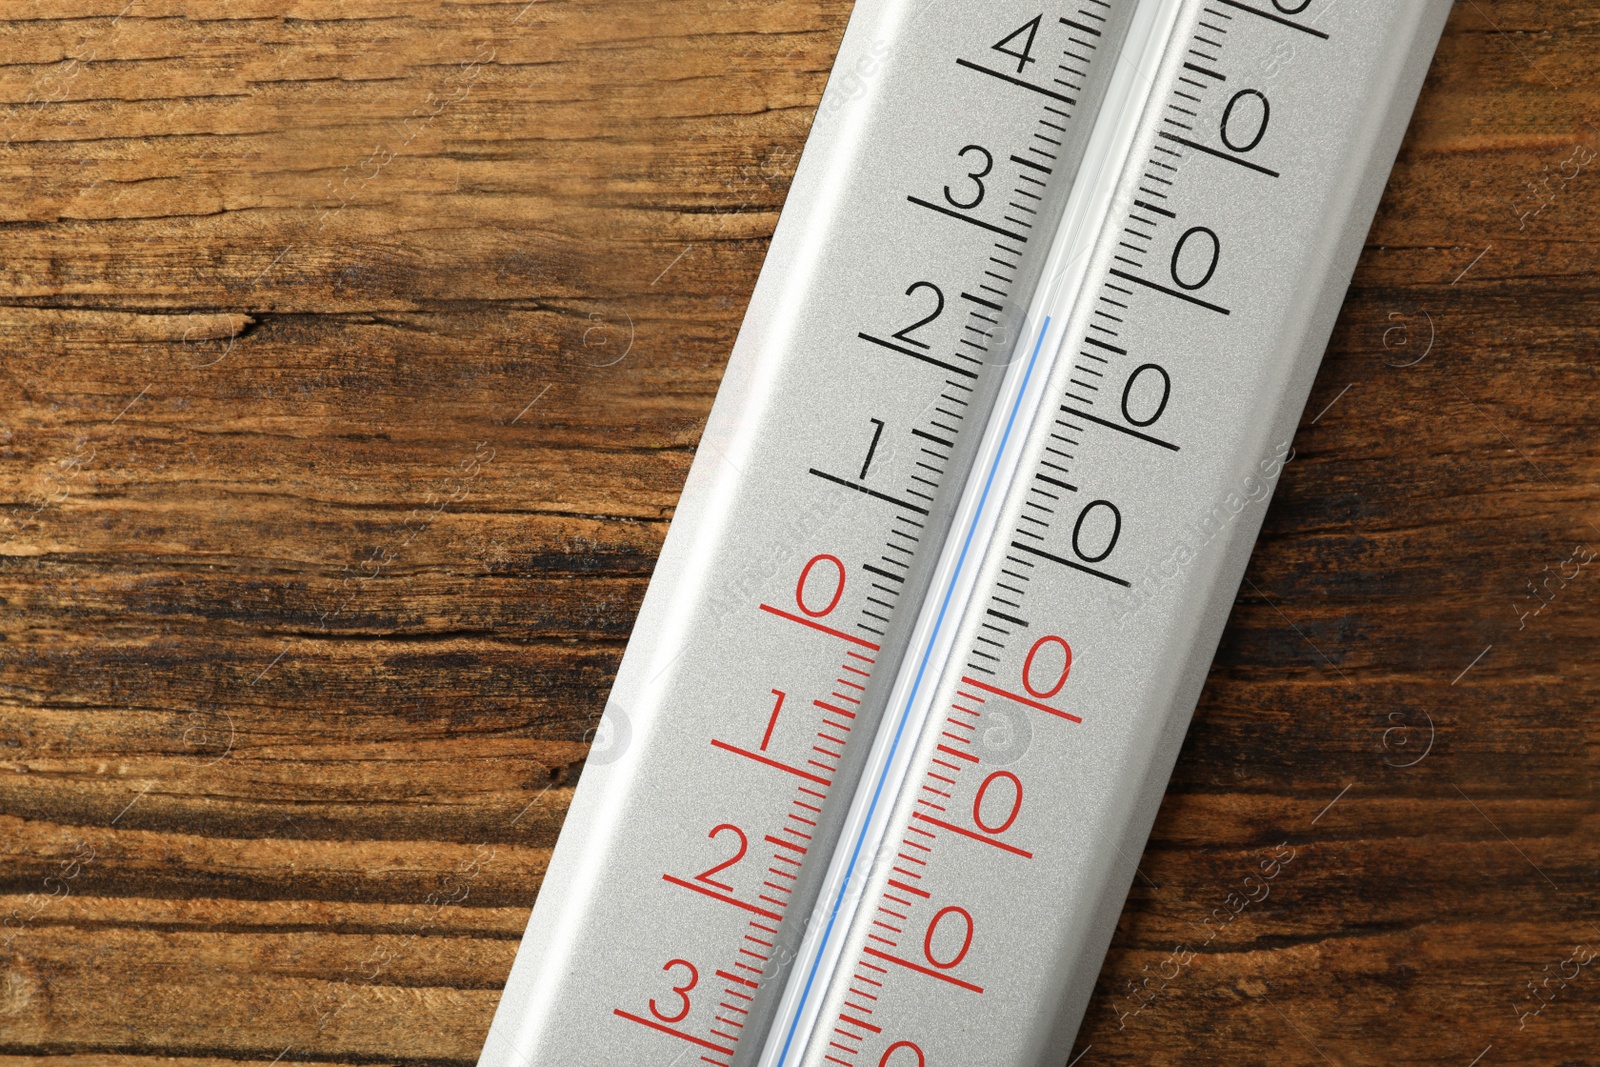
477, 4, 1142, 1065
762, 1, 1453, 1065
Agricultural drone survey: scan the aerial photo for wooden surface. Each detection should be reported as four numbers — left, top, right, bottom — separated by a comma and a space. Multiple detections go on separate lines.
1, 2, 1597, 1064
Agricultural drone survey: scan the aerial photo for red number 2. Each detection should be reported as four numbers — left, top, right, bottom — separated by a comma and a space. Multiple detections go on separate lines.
691, 824, 748, 893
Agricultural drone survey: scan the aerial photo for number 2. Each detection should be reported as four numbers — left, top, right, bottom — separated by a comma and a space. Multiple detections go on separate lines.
692, 824, 749, 892
891, 282, 945, 350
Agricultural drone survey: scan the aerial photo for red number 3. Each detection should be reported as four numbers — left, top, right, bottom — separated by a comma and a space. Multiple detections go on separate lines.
649, 958, 699, 1024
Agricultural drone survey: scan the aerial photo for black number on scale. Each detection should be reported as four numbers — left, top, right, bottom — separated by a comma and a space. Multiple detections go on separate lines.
1071, 500, 1122, 564
944, 144, 993, 210
1272, 0, 1311, 11
992, 14, 1041, 73
1170, 226, 1220, 291
1120, 364, 1171, 428
891, 281, 945, 349
1220, 89, 1270, 153
859, 417, 886, 479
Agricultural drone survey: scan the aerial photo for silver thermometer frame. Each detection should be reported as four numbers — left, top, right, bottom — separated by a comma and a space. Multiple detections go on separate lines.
770, 2, 1452, 1064
478, 1, 1453, 1065
481, 4, 1135, 1065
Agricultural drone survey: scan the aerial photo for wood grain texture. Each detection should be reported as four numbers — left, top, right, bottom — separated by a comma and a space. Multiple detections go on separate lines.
0, 2, 1596, 1065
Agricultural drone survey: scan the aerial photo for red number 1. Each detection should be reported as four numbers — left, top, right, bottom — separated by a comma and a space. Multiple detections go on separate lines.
760, 688, 786, 751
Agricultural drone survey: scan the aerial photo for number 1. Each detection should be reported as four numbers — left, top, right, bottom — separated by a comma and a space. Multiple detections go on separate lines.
760, 688, 786, 751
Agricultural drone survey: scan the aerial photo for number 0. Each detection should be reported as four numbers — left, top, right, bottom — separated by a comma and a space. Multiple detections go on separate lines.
1072, 500, 1121, 564
879, 1042, 926, 1066
973, 770, 1024, 835
1121, 363, 1171, 428
796, 554, 846, 617
923, 906, 974, 970
1022, 634, 1072, 698
1220, 89, 1270, 153
1170, 227, 1220, 291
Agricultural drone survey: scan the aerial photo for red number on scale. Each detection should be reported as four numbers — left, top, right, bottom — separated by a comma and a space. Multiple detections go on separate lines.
923, 906, 974, 970
648, 958, 699, 1024
879, 1041, 926, 1066
796, 553, 847, 617
760, 688, 786, 751
691, 824, 748, 893
1021, 634, 1072, 698
972, 770, 1023, 835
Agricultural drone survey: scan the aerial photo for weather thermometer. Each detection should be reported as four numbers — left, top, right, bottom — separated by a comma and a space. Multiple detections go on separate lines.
477, 2, 1452, 1065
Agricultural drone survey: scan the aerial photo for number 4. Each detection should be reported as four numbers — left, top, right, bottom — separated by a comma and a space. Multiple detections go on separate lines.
993, 15, 1041, 74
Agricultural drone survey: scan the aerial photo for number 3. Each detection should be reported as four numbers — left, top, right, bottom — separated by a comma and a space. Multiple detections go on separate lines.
649, 958, 699, 1024
944, 144, 993, 211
